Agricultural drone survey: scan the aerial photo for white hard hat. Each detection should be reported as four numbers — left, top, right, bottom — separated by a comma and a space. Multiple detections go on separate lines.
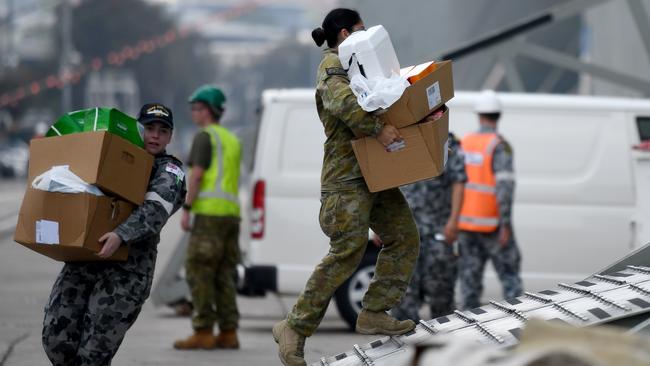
474, 90, 502, 114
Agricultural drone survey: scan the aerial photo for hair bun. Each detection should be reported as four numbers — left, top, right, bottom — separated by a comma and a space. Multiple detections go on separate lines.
311, 27, 326, 47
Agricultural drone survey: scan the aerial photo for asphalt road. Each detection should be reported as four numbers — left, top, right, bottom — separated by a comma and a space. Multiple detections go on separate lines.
0, 179, 378, 366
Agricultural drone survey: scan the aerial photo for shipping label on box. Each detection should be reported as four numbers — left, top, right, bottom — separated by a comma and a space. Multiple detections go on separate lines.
353, 107, 450, 192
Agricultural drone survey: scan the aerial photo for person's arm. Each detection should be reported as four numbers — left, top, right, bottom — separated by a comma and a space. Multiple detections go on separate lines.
98, 161, 186, 257
443, 182, 464, 243
322, 75, 386, 138
493, 141, 516, 246
181, 132, 212, 230
184, 167, 204, 207
443, 141, 467, 244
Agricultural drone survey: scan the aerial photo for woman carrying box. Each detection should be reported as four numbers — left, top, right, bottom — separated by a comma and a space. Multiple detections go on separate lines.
272, 8, 420, 366
41, 103, 187, 366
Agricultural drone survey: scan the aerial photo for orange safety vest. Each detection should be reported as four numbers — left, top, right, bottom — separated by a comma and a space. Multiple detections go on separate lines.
459, 133, 501, 232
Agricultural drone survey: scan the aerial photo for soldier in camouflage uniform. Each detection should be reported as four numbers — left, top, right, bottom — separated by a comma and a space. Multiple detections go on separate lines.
392, 132, 467, 322
42, 103, 186, 366
457, 90, 523, 310
273, 9, 420, 366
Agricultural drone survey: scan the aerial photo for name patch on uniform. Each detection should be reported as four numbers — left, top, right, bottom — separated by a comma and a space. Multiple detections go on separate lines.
165, 163, 185, 180
326, 67, 348, 77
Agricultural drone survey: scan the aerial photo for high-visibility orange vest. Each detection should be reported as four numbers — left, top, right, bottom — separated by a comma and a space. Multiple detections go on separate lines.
459, 133, 501, 232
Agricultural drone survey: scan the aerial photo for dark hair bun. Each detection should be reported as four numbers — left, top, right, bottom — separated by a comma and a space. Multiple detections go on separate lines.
312, 27, 326, 47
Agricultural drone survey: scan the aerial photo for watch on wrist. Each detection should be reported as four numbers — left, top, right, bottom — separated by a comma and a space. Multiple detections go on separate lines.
182, 203, 192, 211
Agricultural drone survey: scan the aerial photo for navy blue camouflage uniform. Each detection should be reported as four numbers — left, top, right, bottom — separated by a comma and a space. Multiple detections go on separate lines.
42, 153, 186, 366
392, 134, 467, 321
458, 125, 523, 310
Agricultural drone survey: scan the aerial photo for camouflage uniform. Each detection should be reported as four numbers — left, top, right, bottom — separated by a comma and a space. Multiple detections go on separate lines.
286, 48, 420, 337
42, 153, 186, 366
458, 125, 523, 309
186, 216, 240, 331
392, 134, 467, 321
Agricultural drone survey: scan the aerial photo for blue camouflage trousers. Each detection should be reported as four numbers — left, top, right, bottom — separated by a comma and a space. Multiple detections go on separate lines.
392, 234, 457, 321
458, 231, 523, 310
42, 263, 152, 366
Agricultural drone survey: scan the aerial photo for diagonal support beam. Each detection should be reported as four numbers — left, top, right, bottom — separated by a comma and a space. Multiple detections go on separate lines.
433, 0, 612, 61
515, 41, 650, 95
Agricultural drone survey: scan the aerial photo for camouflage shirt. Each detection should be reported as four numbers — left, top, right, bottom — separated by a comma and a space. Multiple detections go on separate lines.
113, 153, 187, 275
479, 125, 516, 227
401, 133, 467, 236
316, 48, 385, 189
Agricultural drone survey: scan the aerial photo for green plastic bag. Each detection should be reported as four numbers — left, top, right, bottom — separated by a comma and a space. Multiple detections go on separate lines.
82, 107, 144, 148
46, 110, 85, 137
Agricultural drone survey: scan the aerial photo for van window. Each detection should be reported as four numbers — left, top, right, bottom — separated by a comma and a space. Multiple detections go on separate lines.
637, 117, 650, 141
279, 107, 324, 176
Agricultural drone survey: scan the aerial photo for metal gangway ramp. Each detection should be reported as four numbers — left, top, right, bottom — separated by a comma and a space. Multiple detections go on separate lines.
313, 244, 650, 366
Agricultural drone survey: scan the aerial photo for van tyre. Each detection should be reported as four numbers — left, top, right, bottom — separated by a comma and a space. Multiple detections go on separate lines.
334, 245, 379, 331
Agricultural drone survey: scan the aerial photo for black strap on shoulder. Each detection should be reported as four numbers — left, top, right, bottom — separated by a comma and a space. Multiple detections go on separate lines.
326, 67, 348, 77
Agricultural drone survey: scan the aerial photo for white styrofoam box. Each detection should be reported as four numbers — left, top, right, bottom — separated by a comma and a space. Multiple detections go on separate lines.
338, 25, 401, 80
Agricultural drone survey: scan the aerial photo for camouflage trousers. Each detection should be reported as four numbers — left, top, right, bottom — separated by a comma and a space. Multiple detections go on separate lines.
186, 215, 240, 331
287, 184, 420, 337
392, 233, 457, 322
458, 231, 523, 310
42, 263, 152, 366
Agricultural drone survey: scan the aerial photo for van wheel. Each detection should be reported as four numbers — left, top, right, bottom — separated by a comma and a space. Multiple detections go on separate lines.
334, 246, 379, 331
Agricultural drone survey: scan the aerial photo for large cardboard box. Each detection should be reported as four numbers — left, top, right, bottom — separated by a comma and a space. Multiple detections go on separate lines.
352, 107, 449, 192
14, 188, 134, 261
28, 131, 153, 205
379, 61, 454, 129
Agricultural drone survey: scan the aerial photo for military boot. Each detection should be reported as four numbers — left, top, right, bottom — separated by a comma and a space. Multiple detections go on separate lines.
214, 329, 240, 349
173, 329, 218, 350
272, 320, 306, 366
355, 309, 416, 335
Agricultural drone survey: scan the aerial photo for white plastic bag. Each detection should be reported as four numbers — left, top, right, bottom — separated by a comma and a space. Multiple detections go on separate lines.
349, 73, 409, 112
32, 165, 104, 196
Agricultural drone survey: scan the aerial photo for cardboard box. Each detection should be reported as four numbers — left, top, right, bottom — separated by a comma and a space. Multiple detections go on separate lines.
14, 188, 135, 262
353, 107, 450, 192
380, 60, 454, 129
28, 131, 153, 205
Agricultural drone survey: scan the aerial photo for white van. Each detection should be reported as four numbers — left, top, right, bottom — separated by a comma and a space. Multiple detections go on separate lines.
238, 89, 650, 329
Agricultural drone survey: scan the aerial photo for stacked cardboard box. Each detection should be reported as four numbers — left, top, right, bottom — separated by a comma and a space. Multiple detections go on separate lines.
352, 60, 454, 192
14, 129, 153, 262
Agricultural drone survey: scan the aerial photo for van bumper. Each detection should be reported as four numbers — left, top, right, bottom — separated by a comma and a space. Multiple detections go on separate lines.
237, 264, 277, 296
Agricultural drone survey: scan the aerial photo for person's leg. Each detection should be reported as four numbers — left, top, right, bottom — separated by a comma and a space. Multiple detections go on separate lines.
286, 187, 372, 337
186, 215, 221, 332
76, 268, 151, 365
365, 188, 419, 312
42, 264, 94, 366
213, 218, 241, 348
424, 237, 458, 318
487, 233, 523, 300
391, 254, 424, 322
458, 232, 489, 310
